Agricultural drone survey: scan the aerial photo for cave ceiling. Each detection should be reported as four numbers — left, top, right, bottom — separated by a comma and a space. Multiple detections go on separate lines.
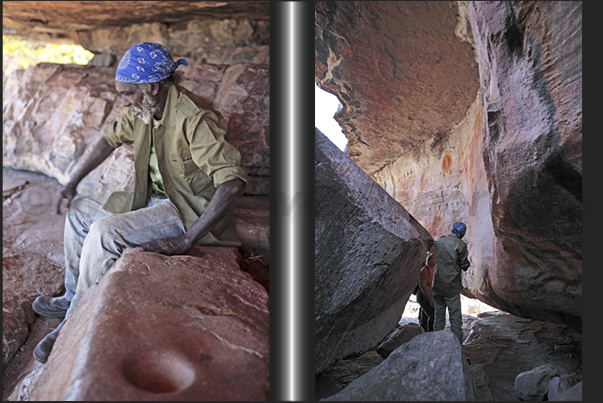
315, 1, 480, 175
2, 1, 269, 43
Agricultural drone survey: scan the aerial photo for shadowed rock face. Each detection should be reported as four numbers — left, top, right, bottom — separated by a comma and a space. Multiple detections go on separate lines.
28, 248, 269, 401
315, 1, 581, 331
315, 128, 432, 374
467, 1, 581, 330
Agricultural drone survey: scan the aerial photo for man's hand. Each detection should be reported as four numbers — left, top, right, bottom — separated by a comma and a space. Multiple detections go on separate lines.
55, 183, 78, 215
140, 235, 193, 256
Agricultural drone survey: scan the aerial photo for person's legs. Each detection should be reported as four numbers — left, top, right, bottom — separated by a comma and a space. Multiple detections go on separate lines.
33, 196, 112, 318
65, 197, 186, 318
63, 196, 114, 301
432, 291, 448, 331
426, 299, 435, 332
416, 289, 428, 331
33, 319, 65, 364
445, 294, 463, 343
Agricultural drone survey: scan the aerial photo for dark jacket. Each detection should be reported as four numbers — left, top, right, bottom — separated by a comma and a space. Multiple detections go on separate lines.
431, 233, 470, 297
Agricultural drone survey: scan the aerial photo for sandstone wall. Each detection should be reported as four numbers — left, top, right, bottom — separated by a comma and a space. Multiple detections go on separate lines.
3, 61, 269, 196
3, 2, 270, 196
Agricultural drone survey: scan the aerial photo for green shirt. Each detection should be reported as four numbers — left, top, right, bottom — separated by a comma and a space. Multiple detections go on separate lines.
432, 233, 470, 297
101, 83, 248, 246
149, 118, 165, 194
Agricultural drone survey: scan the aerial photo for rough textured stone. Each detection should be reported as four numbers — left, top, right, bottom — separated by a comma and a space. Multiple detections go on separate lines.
2, 168, 67, 368
3, 1, 269, 65
28, 247, 270, 401
3, 63, 131, 194
375, 322, 424, 359
318, 310, 582, 401
3, 61, 270, 196
323, 331, 475, 401
462, 311, 582, 401
2, 250, 64, 368
315, 128, 432, 374
514, 364, 559, 401
215, 63, 270, 192
315, 1, 582, 332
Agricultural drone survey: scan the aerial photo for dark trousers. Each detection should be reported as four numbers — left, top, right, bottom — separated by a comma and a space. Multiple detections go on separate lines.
416, 288, 434, 332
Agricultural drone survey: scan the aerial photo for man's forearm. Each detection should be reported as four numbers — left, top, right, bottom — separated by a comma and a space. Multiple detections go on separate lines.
183, 178, 246, 245
67, 136, 115, 186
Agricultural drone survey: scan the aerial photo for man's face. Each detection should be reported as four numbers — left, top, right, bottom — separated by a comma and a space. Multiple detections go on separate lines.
115, 81, 161, 124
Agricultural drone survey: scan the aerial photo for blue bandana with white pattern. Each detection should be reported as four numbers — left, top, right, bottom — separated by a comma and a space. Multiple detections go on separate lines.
116, 42, 187, 84
452, 221, 467, 238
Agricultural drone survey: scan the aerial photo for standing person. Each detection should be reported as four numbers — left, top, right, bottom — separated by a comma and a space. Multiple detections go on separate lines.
416, 239, 436, 332
31, 42, 248, 364
431, 222, 470, 343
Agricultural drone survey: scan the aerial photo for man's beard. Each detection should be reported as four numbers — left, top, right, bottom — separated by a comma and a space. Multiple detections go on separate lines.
130, 87, 161, 124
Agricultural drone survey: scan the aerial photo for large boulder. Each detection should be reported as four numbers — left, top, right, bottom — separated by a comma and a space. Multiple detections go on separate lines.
28, 247, 269, 401
323, 331, 475, 401
315, 128, 432, 374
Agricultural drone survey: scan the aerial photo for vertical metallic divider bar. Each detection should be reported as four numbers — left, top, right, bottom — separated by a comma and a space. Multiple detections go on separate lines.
270, 1, 315, 401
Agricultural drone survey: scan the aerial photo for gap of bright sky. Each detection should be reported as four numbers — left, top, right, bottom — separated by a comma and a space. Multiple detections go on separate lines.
315, 82, 348, 151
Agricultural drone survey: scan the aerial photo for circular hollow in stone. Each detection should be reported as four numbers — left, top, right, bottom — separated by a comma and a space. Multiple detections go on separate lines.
121, 353, 196, 394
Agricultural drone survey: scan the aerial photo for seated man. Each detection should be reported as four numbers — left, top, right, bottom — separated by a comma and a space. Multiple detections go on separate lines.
32, 42, 248, 364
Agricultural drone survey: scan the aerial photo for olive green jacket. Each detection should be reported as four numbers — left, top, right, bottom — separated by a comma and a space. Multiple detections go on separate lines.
432, 233, 470, 298
101, 84, 248, 246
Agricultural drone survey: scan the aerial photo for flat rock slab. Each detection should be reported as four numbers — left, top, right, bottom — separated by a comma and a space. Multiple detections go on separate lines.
29, 247, 269, 401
